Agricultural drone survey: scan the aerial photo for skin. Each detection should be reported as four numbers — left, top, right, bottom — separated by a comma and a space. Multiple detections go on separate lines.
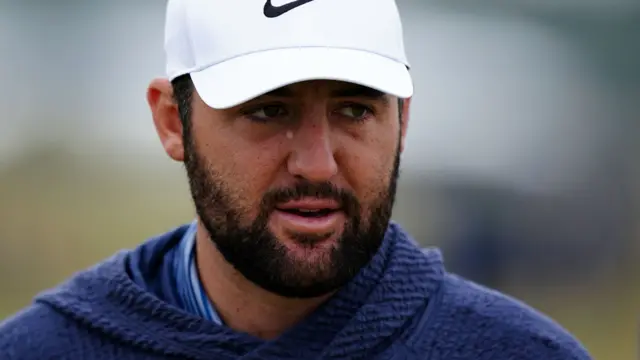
147, 78, 411, 339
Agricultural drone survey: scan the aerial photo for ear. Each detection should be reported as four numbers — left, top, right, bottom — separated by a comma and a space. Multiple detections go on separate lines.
399, 97, 411, 153
147, 78, 185, 162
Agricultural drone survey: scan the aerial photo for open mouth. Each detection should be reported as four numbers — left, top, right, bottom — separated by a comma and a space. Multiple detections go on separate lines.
276, 208, 337, 218
272, 198, 345, 234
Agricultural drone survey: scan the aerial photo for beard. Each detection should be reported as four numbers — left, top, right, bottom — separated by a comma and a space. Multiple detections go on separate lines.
183, 132, 401, 299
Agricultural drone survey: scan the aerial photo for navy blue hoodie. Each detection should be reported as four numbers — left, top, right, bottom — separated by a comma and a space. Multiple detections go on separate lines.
0, 222, 592, 359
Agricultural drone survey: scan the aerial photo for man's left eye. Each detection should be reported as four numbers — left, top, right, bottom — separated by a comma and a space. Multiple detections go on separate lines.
337, 105, 371, 120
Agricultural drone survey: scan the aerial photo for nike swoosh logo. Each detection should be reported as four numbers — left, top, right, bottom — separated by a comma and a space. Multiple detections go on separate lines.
263, 0, 316, 18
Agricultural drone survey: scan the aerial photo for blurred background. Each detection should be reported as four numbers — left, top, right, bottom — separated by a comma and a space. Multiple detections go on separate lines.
1, 0, 638, 358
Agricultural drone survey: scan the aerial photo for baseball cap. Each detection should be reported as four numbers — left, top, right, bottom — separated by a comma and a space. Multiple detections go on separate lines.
164, 0, 413, 109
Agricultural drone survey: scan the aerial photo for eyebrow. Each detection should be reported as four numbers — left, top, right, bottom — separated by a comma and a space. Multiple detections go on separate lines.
330, 86, 386, 99
261, 84, 388, 101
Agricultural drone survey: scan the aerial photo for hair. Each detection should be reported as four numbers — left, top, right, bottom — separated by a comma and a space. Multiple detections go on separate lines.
172, 74, 195, 132
171, 74, 404, 129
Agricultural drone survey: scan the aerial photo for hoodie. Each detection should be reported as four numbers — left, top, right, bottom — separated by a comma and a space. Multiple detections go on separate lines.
0, 222, 592, 359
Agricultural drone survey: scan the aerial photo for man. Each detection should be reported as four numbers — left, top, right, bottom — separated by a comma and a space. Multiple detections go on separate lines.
0, 0, 592, 359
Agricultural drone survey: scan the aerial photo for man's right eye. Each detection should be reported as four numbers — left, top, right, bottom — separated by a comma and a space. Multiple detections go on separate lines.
246, 104, 287, 122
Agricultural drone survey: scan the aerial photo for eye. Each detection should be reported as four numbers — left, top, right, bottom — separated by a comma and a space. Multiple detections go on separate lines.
246, 104, 287, 121
337, 104, 372, 121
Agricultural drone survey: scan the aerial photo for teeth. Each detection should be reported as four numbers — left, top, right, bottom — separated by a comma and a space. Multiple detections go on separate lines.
299, 209, 319, 213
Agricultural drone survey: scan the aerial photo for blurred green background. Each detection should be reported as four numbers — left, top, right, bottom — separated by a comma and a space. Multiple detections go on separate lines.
1, 1, 639, 359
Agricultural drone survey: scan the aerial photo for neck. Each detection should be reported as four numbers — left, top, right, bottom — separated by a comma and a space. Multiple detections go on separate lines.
194, 223, 332, 340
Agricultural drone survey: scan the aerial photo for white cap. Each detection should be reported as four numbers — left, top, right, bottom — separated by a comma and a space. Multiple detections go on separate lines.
164, 0, 413, 109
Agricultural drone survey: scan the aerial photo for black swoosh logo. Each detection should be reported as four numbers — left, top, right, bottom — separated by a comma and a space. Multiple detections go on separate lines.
263, 0, 316, 18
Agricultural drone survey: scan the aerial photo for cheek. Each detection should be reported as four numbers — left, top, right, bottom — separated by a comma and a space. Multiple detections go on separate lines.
339, 136, 398, 206
198, 134, 286, 220
189, 106, 288, 220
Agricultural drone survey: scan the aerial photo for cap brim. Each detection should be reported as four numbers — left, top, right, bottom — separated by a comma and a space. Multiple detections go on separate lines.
189, 47, 413, 110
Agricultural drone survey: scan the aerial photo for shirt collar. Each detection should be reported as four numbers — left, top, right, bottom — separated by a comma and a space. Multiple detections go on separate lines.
175, 220, 224, 325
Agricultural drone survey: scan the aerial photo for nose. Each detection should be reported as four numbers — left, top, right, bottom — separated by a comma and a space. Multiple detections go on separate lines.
287, 114, 338, 182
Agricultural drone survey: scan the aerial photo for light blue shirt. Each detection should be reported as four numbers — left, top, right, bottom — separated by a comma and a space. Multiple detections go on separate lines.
174, 221, 224, 325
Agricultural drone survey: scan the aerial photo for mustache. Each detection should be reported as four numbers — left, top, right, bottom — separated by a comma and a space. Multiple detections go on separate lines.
260, 181, 360, 216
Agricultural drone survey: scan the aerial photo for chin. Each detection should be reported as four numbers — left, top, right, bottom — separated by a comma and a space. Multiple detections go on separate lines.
279, 232, 340, 264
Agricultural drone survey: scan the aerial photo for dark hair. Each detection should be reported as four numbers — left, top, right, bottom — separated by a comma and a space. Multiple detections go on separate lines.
171, 74, 404, 129
172, 74, 195, 131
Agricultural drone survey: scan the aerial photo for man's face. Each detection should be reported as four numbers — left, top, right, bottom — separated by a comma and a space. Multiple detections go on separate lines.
182, 80, 409, 298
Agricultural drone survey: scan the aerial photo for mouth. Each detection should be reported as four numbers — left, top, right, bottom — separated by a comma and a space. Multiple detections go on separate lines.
275, 208, 337, 218
275, 198, 341, 216
271, 198, 345, 234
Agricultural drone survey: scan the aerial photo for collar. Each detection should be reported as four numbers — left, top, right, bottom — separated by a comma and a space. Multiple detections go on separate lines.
174, 220, 224, 325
